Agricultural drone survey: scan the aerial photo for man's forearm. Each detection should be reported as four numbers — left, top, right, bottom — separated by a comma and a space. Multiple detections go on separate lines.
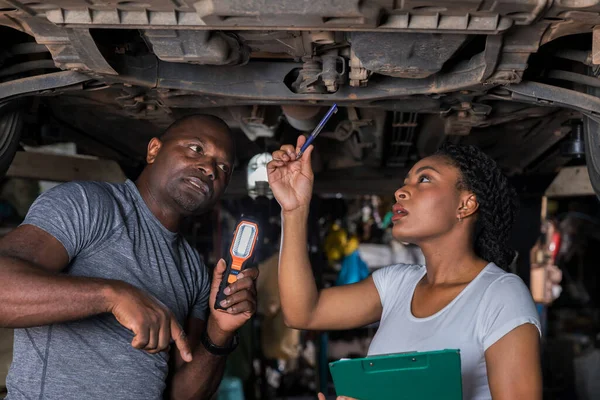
169, 318, 233, 400
0, 256, 115, 328
169, 345, 227, 400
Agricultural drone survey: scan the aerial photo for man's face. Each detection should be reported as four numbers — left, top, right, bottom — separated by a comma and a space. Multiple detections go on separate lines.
147, 119, 235, 215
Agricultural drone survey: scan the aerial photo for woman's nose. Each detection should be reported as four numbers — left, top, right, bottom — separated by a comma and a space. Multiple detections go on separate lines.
394, 188, 409, 201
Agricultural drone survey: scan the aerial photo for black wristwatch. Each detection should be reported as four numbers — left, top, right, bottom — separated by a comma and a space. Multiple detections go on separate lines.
200, 329, 239, 356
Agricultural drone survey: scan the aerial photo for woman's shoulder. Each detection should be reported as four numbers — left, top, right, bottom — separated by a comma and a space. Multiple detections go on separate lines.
476, 263, 535, 307
478, 263, 527, 287
371, 263, 424, 304
474, 263, 541, 349
376, 262, 424, 277
372, 263, 424, 287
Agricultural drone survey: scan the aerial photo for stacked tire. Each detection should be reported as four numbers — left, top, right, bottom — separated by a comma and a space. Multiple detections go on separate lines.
0, 101, 24, 177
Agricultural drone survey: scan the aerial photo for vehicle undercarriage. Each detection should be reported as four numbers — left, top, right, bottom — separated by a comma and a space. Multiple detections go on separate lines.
2, 1, 600, 195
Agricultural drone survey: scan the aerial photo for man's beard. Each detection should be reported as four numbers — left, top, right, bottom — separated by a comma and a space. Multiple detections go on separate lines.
168, 181, 210, 214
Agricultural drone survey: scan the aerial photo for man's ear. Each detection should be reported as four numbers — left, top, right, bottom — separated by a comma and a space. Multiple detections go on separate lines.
146, 137, 162, 164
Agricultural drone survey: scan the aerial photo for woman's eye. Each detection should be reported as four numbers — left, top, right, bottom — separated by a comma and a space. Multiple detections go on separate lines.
189, 145, 203, 154
418, 175, 431, 183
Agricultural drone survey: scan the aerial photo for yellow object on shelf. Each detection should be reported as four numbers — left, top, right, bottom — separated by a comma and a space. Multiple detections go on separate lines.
344, 236, 359, 256
324, 223, 360, 262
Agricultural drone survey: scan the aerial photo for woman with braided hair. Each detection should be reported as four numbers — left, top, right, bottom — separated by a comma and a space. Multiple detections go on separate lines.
268, 138, 541, 400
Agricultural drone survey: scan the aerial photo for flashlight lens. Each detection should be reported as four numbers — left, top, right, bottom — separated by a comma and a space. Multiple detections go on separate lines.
232, 224, 256, 258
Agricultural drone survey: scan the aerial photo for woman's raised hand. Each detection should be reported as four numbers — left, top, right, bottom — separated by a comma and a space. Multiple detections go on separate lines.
267, 135, 315, 214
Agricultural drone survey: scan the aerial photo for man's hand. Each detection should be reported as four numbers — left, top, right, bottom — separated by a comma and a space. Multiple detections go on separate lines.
207, 259, 258, 341
165, 259, 257, 400
106, 281, 192, 362
267, 135, 314, 214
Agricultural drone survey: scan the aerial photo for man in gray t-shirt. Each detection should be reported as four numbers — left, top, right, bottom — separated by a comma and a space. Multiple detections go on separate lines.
0, 115, 259, 399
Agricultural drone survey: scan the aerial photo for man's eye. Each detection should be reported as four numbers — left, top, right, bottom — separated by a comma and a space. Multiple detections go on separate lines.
219, 164, 230, 173
418, 175, 431, 183
189, 145, 203, 154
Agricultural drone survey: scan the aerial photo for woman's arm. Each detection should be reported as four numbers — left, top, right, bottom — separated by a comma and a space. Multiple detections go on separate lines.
485, 323, 542, 400
269, 136, 382, 331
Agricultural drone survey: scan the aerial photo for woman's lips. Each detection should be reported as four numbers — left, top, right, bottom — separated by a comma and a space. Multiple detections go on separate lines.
392, 204, 408, 222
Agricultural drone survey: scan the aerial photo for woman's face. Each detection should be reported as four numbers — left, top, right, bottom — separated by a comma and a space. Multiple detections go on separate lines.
391, 155, 469, 244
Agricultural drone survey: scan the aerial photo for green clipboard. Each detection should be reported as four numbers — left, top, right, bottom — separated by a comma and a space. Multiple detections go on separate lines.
328, 349, 462, 400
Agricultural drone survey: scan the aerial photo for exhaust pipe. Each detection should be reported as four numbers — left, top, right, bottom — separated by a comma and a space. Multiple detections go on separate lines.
281, 105, 323, 131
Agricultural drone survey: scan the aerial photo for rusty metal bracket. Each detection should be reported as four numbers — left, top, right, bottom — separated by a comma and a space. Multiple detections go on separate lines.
504, 81, 600, 120
482, 35, 503, 81
0, 70, 91, 102
21, 17, 117, 75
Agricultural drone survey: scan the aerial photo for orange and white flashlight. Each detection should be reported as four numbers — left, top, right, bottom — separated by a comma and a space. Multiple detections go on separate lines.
215, 217, 260, 310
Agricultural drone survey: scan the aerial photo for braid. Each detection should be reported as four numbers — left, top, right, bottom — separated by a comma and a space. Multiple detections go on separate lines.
435, 143, 519, 270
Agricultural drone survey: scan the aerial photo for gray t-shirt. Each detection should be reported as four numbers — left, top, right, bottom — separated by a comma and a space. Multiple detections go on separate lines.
6, 180, 211, 400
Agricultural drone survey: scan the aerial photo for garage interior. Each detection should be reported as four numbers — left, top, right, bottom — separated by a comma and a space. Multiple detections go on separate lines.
0, 152, 599, 399
2, 1, 600, 399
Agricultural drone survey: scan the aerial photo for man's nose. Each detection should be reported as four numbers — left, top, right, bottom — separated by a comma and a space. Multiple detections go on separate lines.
199, 161, 215, 181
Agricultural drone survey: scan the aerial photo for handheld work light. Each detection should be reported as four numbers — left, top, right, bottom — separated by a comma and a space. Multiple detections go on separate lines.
215, 217, 260, 310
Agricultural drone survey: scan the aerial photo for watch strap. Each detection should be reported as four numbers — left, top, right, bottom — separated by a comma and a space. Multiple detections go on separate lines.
200, 329, 238, 356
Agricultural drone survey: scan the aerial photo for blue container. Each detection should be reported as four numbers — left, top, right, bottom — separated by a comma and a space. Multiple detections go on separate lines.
217, 376, 245, 400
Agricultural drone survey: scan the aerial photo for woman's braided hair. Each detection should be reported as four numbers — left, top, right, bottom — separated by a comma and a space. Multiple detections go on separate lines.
435, 143, 519, 270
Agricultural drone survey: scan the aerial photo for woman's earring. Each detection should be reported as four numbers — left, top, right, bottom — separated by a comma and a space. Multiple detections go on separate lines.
458, 215, 462, 222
